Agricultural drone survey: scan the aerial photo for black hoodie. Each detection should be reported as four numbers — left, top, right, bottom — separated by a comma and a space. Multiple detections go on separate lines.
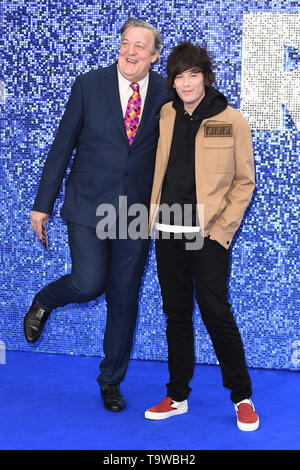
159, 86, 228, 227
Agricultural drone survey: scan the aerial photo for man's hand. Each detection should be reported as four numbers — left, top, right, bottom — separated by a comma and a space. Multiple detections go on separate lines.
30, 211, 49, 241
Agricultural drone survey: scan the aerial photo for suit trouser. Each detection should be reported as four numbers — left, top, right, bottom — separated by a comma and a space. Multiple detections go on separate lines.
37, 220, 150, 386
155, 234, 252, 404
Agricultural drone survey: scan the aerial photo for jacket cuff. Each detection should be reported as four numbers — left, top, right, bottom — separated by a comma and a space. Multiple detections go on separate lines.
32, 176, 60, 215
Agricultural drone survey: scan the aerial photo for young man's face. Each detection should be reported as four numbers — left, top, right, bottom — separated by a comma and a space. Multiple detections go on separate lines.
173, 69, 206, 110
118, 26, 158, 82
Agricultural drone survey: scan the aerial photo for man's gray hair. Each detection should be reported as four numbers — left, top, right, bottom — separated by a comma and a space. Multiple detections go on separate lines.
120, 18, 162, 64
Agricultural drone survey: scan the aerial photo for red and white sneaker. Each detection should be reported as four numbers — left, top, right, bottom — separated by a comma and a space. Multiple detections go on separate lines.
145, 397, 188, 420
234, 399, 259, 431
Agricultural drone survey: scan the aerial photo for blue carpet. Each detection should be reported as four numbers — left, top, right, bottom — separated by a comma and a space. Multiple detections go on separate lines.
0, 351, 299, 450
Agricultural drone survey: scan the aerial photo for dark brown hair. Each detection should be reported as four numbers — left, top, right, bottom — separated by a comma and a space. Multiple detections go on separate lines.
166, 41, 215, 90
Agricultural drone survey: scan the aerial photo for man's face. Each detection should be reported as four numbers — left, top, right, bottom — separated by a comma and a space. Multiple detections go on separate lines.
118, 26, 158, 82
173, 69, 205, 109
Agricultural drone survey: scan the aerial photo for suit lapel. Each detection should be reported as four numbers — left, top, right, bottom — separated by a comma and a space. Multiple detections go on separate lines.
131, 69, 158, 147
103, 63, 129, 147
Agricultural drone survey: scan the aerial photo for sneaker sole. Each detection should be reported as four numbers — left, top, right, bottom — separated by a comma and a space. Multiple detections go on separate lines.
145, 405, 188, 420
237, 417, 259, 431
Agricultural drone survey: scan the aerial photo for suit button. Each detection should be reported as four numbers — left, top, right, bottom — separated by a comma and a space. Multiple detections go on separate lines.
124, 172, 128, 176
226, 241, 230, 244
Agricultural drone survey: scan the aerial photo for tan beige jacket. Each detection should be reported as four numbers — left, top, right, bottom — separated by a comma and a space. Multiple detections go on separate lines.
149, 102, 255, 249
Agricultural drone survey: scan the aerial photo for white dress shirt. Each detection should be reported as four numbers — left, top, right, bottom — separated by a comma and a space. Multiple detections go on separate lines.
117, 67, 149, 119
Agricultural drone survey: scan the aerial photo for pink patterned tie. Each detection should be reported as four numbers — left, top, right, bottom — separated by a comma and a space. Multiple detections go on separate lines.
124, 82, 141, 145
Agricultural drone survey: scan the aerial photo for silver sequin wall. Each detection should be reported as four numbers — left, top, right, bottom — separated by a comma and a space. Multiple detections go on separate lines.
1, 0, 299, 370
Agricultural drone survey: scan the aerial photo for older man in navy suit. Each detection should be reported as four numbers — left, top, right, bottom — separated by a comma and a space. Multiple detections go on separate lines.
24, 18, 171, 411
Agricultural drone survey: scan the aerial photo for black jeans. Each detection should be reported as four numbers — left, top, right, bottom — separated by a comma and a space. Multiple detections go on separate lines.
155, 234, 252, 404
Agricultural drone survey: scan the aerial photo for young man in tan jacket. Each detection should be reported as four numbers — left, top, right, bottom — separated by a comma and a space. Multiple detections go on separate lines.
145, 41, 259, 431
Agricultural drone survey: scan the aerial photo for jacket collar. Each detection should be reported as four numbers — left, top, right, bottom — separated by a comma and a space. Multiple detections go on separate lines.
161, 101, 229, 123
159, 102, 230, 163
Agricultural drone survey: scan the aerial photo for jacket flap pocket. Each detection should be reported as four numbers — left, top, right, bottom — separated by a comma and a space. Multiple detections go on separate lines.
203, 137, 234, 148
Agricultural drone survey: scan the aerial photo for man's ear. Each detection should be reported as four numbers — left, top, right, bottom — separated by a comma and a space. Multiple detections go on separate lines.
151, 53, 159, 64
204, 76, 209, 86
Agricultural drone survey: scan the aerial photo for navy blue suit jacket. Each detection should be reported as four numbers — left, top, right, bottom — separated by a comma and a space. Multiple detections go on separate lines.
33, 63, 172, 228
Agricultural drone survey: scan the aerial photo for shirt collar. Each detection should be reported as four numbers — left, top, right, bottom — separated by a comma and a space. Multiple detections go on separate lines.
117, 66, 149, 92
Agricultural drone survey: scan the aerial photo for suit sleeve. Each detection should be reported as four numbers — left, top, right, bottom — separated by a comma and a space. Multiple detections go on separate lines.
32, 76, 83, 214
209, 114, 255, 248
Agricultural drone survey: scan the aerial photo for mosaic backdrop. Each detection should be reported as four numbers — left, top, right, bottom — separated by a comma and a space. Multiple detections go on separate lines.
1, 0, 299, 371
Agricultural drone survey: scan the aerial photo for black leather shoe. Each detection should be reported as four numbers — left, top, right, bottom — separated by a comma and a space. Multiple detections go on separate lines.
100, 384, 126, 412
24, 294, 52, 343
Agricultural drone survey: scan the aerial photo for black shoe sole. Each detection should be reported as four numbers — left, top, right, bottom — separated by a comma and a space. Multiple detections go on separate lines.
103, 402, 126, 412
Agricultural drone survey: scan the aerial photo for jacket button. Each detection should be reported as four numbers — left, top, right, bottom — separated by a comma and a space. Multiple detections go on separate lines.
124, 172, 128, 176
226, 241, 230, 244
